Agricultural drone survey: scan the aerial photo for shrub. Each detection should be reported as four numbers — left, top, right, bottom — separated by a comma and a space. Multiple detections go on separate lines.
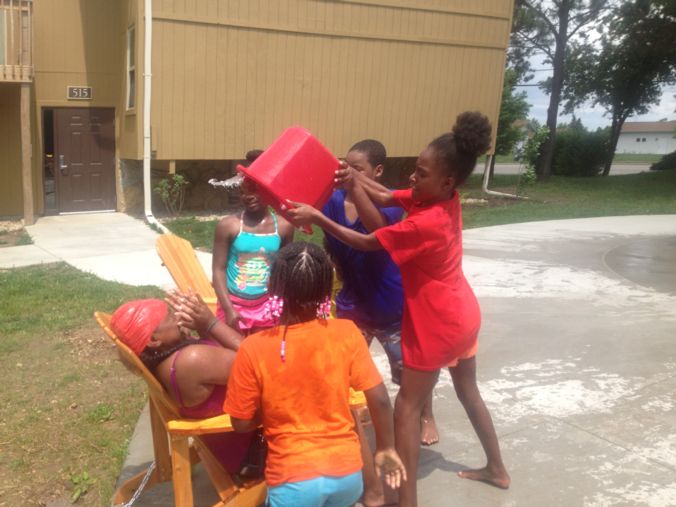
650, 151, 676, 171
551, 125, 609, 177
154, 174, 189, 216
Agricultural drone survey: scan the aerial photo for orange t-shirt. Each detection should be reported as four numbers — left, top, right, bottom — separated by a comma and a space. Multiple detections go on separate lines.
223, 318, 382, 486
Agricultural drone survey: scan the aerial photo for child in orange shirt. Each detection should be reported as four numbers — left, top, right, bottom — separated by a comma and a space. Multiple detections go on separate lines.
224, 242, 405, 507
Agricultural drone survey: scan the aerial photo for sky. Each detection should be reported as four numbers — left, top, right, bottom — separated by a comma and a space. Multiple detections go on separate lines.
517, 43, 675, 130
520, 81, 676, 130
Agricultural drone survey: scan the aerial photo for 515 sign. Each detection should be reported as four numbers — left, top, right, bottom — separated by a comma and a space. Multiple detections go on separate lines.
67, 86, 93, 100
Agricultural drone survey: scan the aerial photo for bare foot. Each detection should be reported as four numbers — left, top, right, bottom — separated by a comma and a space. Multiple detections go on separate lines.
420, 417, 439, 446
458, 467, 511, 489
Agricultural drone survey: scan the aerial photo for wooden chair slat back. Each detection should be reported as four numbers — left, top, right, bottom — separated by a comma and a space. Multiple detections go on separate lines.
156, 234, 216, 299
94, 311, 182, 420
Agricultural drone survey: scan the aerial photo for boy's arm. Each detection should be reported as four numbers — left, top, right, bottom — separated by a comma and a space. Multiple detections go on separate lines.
363, 383, 407, 488
212, 216, 241, 329
347, 179, 389, 232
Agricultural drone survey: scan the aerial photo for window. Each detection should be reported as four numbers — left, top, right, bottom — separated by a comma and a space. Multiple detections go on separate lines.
642, 138, 646, 142
636, 138, 640, 142
126, 25, 136, 110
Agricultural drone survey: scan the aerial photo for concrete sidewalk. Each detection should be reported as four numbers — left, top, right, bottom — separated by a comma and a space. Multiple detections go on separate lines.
0, 213, 212, 290
3, 212, 676, 506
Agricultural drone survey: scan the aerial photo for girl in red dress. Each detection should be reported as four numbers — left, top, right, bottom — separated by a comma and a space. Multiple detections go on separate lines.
288, 112, 510, 507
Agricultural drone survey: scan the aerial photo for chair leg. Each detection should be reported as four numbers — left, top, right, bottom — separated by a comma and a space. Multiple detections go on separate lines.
171, 435, 194, 507
112, 466, 163, 505
150, 400, 173, 482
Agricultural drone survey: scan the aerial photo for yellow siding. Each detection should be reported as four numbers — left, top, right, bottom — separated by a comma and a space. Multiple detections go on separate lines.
0, 84, 22, 215
151, 0, 513, 159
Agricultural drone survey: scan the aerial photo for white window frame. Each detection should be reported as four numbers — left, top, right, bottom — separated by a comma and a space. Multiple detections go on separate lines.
126, 25, 136, 111
0, 9, 6, 66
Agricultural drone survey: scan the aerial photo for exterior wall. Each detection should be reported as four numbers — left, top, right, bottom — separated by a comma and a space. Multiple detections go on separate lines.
616, 132, 676, 155
0, 84, 22, 216
150, 0, 512, 160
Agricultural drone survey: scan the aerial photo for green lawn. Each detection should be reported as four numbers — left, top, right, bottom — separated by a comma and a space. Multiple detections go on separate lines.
0, 264, 164, 506
486, 152, 661, 165
164, 170, 676, 248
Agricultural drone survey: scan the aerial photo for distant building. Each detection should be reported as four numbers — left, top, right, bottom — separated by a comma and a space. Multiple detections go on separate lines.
616, 120, 676, 155
1, 0, 514, 223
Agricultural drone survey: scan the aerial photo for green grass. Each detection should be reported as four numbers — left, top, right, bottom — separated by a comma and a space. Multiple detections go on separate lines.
0, 263, 164, 506
163, 216, 326, 252
484, 153, 661, 165
461, 170, 676, 229
0, 263, 164, 338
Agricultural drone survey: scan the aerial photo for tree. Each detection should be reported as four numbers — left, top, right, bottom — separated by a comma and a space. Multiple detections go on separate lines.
490, 68, 531, 178
511, 0, 608, 181
563, 0, 676, 175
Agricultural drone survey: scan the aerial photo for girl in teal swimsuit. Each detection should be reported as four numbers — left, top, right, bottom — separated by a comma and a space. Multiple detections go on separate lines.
213, 152, 294, 334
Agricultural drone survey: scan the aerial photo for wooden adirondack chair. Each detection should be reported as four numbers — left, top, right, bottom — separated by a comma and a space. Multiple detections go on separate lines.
156, 234, 219, 313
94, 311, 267, 507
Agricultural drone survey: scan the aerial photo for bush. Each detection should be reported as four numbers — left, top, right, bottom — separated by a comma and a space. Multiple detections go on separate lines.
154, 174, 189, 216
650, 151, 676, 171
551, 125, 609, 177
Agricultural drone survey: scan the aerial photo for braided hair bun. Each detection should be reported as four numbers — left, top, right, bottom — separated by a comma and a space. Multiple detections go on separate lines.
452, 111, 492, 157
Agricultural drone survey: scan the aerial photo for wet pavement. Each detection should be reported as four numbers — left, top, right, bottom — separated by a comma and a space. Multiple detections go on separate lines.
2, 213, 675, 506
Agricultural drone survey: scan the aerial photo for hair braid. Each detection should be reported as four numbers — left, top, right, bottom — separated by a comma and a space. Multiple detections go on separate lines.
268, 242, 333, 322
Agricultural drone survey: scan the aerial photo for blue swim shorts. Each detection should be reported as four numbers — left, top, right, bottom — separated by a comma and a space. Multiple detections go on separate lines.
266, 471, 363, 507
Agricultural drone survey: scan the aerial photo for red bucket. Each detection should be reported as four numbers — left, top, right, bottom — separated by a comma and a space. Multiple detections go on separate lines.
237, 127, 339, 229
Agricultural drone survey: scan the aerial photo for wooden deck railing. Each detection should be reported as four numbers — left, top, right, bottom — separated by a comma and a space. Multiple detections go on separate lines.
0, 0, 33, 83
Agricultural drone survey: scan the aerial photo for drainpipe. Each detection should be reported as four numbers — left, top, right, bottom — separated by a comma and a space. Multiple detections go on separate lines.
481, 155, 527, 200
142, 0, 169, 233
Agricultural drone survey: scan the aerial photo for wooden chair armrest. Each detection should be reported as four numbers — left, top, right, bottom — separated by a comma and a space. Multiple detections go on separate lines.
167, 413, 234, 436
349, 389, 367, 408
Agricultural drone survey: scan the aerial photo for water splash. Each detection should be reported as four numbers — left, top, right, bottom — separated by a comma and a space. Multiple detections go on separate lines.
208, 174, 243, 189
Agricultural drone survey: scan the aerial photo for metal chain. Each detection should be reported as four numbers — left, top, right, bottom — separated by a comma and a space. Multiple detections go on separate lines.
117, 461, 156, 507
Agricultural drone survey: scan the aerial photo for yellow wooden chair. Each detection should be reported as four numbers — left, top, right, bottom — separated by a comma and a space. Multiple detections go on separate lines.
156, 234, 219, 313
94, 311, 267, 507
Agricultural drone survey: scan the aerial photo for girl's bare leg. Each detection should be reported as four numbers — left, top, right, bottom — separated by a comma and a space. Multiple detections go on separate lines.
449, 357, 510, 489
395, 367, 440, 507
420, 392, 439, 445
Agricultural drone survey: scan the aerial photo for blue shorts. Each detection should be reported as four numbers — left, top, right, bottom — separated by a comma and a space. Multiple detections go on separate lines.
361, 323, 403, 385
266, 471, 363, 507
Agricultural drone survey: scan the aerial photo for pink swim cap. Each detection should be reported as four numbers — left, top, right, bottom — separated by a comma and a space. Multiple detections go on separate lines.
110, 299, 168, 355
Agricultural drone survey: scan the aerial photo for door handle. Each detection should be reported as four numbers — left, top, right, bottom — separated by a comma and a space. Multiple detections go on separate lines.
59, 155, 68, 174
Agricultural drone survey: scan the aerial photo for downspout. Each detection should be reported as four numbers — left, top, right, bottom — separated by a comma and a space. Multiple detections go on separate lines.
142, 0, 169, 232
481, 155, 527, 200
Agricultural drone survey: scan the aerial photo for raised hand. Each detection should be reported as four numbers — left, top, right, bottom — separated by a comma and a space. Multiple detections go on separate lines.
334, 160, 357, 190
374, 447, 407, 489
167, 290, 213, 334
285, 201, 320, 229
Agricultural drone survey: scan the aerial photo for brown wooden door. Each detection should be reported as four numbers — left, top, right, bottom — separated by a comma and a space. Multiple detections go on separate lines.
54, 108, 116, 213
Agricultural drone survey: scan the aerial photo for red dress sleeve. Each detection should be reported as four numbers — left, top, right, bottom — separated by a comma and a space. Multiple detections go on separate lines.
391, 188, 415, 211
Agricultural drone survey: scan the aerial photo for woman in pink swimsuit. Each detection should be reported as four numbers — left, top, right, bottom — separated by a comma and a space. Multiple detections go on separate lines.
110, 291, 253, 473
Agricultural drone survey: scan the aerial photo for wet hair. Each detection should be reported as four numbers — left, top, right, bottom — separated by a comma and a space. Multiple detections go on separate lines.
244, 149, 263, 167
268, 242, 333, 322
139, 341, 192, 371
348, 139, 387, 168
429, 111, 492, 187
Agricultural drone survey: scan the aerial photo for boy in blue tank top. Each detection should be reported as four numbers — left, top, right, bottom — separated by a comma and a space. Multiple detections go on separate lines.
212, 150, 295, 334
